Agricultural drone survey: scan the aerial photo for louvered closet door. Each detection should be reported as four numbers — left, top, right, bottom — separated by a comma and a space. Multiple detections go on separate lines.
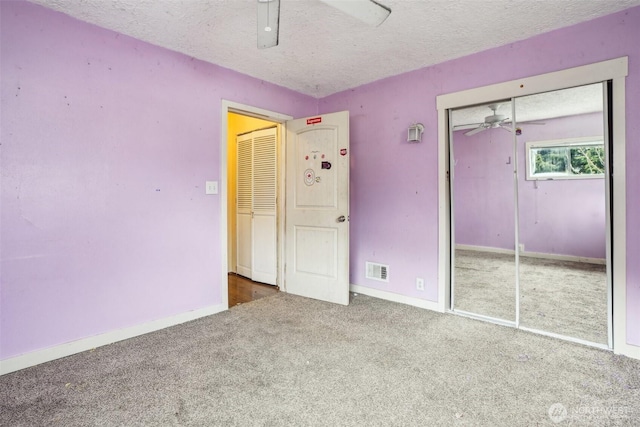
251, 128, 277, 285
236, 127, 277, 285
236, 134, 253, 279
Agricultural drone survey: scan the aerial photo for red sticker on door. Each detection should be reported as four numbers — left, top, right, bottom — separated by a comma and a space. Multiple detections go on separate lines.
307, 117, 322, 125
340, 148, 347, 156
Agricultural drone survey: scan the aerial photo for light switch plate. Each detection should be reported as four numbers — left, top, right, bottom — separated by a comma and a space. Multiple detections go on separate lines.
205, 181, 218, 195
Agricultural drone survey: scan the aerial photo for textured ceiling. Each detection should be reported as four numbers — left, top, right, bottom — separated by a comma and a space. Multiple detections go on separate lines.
452, 83, 604, 128
29, 0, 640, 99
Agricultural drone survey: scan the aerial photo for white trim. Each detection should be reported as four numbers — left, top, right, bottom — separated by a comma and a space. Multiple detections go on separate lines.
223, 100, 294, 122
609, 76, 634, 360
350, 284, 443, 313
455, 244, 606, 265
602, 82, 613, 349
437, 108, 450, 313
436, 57, 628, 110
278, 121, 287, 292
519, 326, 610, 351
618, 342, 640, 360
447, 108, 458, 312
437, 57, 632, 358
220, 100, 293, 306
512, 101, 521, 327
449, 309, 517, 328
0, 304, 226, 376
455, 244, 515, 255
521, 251, 606, 265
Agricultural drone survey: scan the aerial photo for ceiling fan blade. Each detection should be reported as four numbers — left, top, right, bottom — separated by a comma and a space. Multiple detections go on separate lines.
465, 126, 487, 136
504, 120, 545, 126
319, 0, 391, 27
453, 122, 484, 130
257, 0, 280, 49
499, 125, 513, 132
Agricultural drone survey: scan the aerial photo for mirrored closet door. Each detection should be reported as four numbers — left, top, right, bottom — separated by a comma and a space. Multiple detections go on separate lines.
450, 100, 517, 324
515, 84, 610, 346
449, 84, 611, 347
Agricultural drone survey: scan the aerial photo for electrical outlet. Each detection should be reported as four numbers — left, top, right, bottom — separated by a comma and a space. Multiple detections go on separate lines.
205, 181, 218, 195
416, 277, 424, 291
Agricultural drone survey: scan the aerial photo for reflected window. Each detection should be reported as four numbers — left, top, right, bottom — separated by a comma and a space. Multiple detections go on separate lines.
526, 137, 604, 180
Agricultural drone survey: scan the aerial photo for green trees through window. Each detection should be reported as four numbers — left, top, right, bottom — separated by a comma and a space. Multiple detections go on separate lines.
526, 138, 605, 180
570, 146, 605, 174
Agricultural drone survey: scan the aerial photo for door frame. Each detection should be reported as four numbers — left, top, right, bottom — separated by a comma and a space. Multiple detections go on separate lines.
220, 100, 293, 309
436, 57, 638, 358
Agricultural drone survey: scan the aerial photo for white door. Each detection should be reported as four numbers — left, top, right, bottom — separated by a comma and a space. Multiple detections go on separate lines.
236, 127, 278, 285
236, 133, 253, 279
251, 128, 277, 285
285, 111, 350, 305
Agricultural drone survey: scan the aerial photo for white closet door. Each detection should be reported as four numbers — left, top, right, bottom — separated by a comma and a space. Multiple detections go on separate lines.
236, 127, 277, 285
251, 128, 277, 285
236, 134, 253, 279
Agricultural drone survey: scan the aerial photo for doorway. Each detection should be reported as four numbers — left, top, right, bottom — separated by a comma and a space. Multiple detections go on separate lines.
220, 102, 351, 309
220, 101, 293, 309
227, 112, 280, 285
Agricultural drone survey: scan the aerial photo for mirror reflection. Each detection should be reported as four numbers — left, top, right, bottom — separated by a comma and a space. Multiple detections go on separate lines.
449, 84, 609, 345
516, 84, 608, 344
451, 100, 516, 322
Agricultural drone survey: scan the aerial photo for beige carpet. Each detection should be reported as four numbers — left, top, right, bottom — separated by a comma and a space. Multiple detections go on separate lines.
454, 249, 608, 344
1, 292, 637, 426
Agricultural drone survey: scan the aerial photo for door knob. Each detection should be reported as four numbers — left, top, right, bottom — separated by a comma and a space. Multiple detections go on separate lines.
337, 215, 346, 223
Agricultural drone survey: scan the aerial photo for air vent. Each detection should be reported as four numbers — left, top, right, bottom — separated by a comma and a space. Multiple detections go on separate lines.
366, 262, 389, 282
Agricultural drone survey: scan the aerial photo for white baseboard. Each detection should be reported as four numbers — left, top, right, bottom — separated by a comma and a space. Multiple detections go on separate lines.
522, 251, 606, 265
350, 284, 444, 313
616, 341, 640, 360
455, 244, 606, 265
456, 244, 514, 255
0, 303, 227, 376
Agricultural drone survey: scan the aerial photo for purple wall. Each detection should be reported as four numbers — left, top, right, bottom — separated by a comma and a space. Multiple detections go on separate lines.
454, 112, 606, 259
320, 7, 640, 345
0, 1, 316, 359
452, 126, 516, 252
2, 0, 639, 360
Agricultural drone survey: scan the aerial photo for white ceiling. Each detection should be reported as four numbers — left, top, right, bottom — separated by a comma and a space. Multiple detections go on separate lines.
29, 0, 640, 99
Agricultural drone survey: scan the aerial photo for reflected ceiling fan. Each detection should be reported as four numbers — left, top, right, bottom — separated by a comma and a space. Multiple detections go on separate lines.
456, 103, 546, 136
257, 0, 391, 49
459, 103, 512, 136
